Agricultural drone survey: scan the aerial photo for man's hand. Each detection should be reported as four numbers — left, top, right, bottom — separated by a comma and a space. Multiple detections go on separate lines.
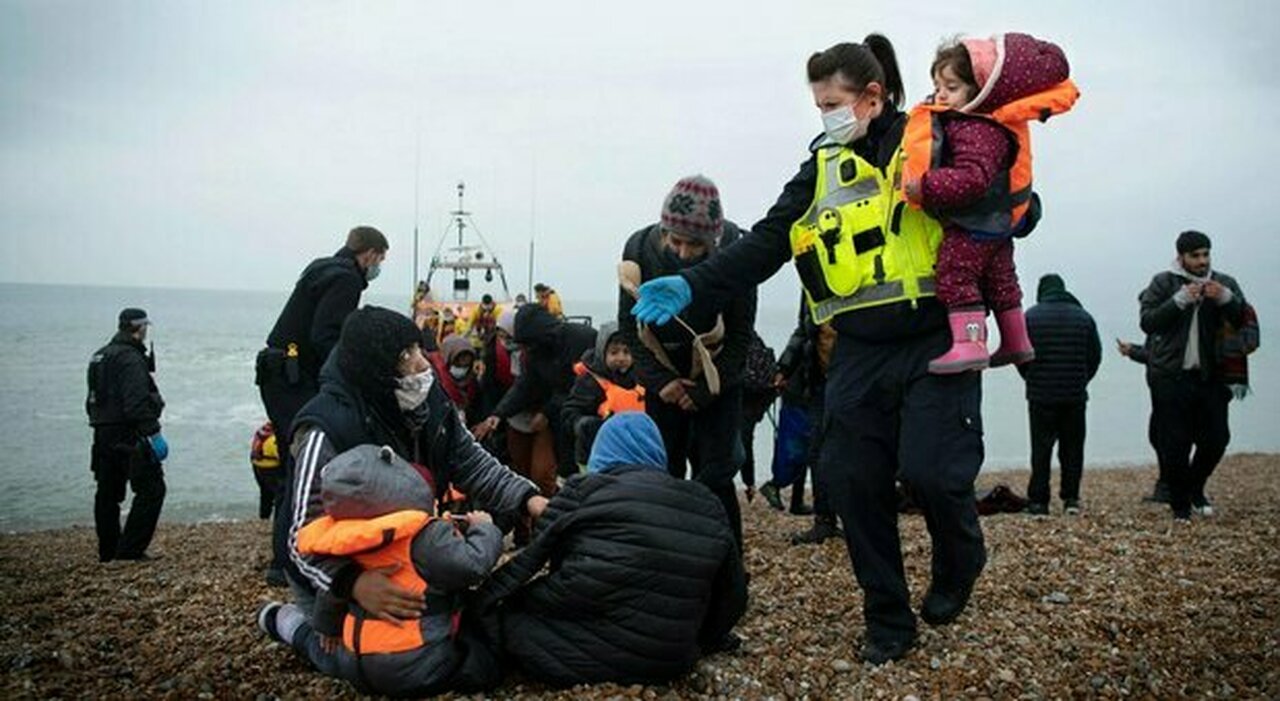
465, 510, 494, 528
1184, 282, 1204, 302
1202, 280, 1226, 301
471, 416, 500, 440
1116, 339, 1133, 357
528, 412, 549, 434
352, 565, 425, 623
772, 371, 788, 390
526, 494, 549, 519
659, 379, 688, 405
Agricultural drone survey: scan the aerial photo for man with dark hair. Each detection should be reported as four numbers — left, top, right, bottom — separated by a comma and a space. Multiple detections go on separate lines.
1140, 231, 1247, 521
86, 308, 167, 562
1017, 274, 1102, 516
256, 225, 388, 586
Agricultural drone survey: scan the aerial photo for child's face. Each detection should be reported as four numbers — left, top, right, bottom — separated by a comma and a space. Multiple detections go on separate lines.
605, 343, 632, 373
933, 65, 975, 109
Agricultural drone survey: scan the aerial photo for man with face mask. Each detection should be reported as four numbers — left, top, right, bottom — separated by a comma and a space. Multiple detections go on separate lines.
256, 225, 388, 587
617, 175, 757, 549
285, 306, 545, 635
1139, 231, 1248, 522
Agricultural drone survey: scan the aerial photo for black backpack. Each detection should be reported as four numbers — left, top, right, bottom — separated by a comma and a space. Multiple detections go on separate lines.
742, 332, 777, 395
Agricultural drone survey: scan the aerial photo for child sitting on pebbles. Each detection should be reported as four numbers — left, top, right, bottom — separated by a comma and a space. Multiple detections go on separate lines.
256, 444, 503, 697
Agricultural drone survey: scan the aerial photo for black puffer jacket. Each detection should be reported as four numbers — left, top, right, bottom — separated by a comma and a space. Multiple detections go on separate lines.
265, 247, 368, 378
492, 305, 596, 421
1018, 275, 1102, 403
475, 466, 747, 686
618, 222, 757, 407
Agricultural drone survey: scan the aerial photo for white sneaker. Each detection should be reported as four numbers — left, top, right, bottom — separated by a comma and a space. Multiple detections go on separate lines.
1192, 503, 1215, 517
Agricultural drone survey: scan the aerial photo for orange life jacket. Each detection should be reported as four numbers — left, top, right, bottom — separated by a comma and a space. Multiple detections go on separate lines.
902, 79, 1079, 236
295, 510, 445, 655
573, 362, 646, 418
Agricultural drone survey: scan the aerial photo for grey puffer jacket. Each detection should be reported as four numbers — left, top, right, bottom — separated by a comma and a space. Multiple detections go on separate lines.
1139, 262, 1245, 381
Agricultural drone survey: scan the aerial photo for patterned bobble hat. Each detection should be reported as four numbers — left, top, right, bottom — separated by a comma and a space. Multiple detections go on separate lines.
660, 175, 723, 244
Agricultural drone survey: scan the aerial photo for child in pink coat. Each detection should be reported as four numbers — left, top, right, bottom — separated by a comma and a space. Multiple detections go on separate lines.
906, 33, 1072, 373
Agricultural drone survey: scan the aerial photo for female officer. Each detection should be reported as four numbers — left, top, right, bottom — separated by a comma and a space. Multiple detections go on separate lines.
632, 35, 986, 665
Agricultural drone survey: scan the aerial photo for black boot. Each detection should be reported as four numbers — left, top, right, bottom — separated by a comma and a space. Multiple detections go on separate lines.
1142, 480, 1170, 504
790, 514, 842, 545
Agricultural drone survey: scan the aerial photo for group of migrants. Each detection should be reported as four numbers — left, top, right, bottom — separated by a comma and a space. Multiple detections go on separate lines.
85, 29, 1259, 695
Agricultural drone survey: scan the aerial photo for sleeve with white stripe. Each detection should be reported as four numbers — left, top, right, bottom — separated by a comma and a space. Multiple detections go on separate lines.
288, 427, 355, 595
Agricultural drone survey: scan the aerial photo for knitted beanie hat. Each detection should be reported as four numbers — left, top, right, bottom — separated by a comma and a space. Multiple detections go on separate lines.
337, 306, 423, 400
1177, 230, 1211, 254
660, 175, 723, 244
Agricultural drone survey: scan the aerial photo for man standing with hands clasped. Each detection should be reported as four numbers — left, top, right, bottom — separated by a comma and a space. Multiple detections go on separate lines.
1139, 230, 1247, 522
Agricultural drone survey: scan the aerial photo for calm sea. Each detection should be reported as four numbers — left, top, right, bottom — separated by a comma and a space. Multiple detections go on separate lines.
0, 282, 1274, 531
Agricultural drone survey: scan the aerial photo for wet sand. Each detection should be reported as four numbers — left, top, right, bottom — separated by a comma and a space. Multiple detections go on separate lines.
3, 453, 1277, 699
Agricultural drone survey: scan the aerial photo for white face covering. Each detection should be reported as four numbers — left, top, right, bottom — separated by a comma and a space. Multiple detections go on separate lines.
394, 369, 435, 410
822, 103, 868, 145
448, 366, 470, 380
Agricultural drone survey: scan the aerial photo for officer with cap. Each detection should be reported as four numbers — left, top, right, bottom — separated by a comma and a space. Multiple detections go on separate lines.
86, 307, 168, 562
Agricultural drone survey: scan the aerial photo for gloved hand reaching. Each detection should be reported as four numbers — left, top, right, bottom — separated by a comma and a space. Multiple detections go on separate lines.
632, 275, 692, 326
146, 433, 169, 462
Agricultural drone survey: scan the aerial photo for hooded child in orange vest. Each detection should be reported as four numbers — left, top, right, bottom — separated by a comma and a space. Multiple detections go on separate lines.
562, 321, 645, 468
257, 444, 504, 697
902, 33, 1077, 374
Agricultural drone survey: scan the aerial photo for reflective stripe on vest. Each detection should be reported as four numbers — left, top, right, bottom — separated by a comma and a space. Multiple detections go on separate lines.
789, 144, 943, 325
901, 79, 1079, 236
296, 510, 438, 655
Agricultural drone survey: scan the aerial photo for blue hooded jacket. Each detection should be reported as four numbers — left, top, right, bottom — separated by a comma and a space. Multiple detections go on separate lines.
586, 412, 667, 474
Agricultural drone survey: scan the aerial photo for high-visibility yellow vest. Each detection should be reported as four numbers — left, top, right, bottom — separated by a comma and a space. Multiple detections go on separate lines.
789, 143, 943, 325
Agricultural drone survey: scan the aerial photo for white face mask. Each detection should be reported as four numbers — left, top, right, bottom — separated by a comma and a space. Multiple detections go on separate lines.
365, 262, 381, 282
449, 366, 470, 380
822, 103, 868, 145
394, 369, 434, 410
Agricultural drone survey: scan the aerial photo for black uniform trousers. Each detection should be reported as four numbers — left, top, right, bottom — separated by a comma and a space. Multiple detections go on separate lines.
256, 351, 319, 574
1150, 371, 1231, 514
1026, 401, 1086, 505
821, 328, 986, 644
92, 426, 166, 561
647, 384, 745, 549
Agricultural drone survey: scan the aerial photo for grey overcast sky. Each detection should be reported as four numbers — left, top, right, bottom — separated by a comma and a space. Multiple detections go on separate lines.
2, 0, 1278, 318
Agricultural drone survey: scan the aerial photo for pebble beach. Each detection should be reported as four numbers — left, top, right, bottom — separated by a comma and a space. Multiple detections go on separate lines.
3, 453, 1277, 699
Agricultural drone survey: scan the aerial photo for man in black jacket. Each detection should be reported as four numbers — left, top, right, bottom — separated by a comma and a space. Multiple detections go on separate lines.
1017, 274, 1102, 515
1139, 231, 1247, 521
86, 308, 167, 562
257, 225, 388, 586
474, 304, 597, 477
618, 175, 757, 548
474, 412, 747, 686
287, 307, 545, 628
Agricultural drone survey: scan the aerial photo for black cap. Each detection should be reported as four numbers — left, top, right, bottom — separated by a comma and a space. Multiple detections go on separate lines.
118, 308, 151, 329
1176, 230, 1211, 254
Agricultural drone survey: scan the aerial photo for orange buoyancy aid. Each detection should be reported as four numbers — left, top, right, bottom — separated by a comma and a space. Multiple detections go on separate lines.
573, 362, 646, 418
295, 510, 439, 655
902, 79, 1080, 236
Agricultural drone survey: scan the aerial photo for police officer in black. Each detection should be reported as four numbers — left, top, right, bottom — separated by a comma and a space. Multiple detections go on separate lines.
87, 308, 167, 562
256, 225, 388, 586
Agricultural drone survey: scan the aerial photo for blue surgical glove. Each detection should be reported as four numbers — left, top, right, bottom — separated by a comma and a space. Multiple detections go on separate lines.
146, 432, 169, 462
632, 275, 692, 326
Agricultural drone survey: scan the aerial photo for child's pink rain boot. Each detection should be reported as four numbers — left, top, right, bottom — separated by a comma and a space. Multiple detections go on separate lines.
929, 308, 990, 374
990, 307, 1035, 367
